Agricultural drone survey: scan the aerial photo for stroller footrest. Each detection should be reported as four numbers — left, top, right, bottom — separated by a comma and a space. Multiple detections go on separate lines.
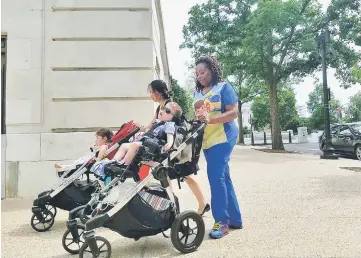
85, 213, 110, 231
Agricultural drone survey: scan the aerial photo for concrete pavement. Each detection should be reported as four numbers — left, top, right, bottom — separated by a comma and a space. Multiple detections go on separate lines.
2, 147, 361, 257
277, 142, 322, 155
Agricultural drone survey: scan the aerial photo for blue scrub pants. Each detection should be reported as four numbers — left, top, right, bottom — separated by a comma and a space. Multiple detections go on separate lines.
203, 138, 242, 226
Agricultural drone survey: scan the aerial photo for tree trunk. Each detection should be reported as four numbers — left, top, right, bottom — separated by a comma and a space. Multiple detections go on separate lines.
238, 102, 244, 144
268, 83, 285, 150
265, 28, 284, 150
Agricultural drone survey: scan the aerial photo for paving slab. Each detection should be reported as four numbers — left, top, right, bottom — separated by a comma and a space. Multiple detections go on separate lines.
2, 148, 361, 257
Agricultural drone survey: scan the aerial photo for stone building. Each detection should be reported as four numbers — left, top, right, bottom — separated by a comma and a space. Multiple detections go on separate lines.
1, 0, 170, 198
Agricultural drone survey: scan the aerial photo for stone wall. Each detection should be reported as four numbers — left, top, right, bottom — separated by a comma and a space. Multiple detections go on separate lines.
2, 0, 170, 197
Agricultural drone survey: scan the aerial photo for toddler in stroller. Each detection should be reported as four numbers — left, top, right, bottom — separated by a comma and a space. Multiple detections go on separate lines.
62, 114, 207, 256
88, 102, 184, 183
113, 101, 182, 166
30, 121, 140, 233
54, 128, 116, 174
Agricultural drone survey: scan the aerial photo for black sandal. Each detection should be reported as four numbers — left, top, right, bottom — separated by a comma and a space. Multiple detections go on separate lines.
200, 203, 210, 216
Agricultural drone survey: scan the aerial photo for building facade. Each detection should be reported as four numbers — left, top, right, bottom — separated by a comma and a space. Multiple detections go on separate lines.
1, 0, 170, 198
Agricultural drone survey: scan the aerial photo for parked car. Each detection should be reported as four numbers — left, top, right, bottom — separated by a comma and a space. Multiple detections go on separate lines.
318, 122, 361, 160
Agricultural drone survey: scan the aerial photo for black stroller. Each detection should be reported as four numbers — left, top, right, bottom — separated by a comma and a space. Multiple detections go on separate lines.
30, 121, 140, 232
62, 120, 206, 257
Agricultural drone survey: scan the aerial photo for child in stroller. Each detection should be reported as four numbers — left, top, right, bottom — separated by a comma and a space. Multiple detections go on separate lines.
89, 101, 184, 182
30, 121, 140, 233
54, 128, 116, 173
113, 101, 182, 166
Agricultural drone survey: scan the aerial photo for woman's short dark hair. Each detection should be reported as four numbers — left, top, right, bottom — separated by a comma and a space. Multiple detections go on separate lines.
195, 56, 223, 92
149, 80, 173, 100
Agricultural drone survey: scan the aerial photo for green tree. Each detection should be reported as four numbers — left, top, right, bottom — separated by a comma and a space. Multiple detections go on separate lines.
298, 117, 312, 128
306, 84, 342, 129
181, 0, 361, 150
251, 93, 269, 131
243, 126, 252, 135
170, 76, 193, 120
344, 91, 361, 122
352, 66, 361, 83
251, 83, 299, 131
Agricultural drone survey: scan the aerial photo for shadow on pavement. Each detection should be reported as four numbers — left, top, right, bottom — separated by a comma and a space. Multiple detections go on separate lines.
7, 219, 67, 238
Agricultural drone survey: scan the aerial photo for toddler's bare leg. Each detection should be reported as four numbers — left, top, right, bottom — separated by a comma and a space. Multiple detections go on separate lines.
123, 142, 142, 165
113, 143, 131, 161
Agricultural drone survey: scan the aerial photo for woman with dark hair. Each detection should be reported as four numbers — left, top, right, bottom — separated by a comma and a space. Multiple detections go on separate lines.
145, 80, 173, 131
193, 56, 242, 239
142, 79, 210, 216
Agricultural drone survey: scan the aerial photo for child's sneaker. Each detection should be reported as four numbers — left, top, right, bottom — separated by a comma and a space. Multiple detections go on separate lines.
209, 222, 229, 239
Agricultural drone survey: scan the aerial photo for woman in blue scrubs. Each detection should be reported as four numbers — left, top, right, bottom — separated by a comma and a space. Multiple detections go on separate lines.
193, 56, 243, 239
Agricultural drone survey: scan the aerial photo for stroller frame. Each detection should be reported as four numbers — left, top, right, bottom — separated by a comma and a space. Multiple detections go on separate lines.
78, 121, 206, 257
30, 123, 140, 232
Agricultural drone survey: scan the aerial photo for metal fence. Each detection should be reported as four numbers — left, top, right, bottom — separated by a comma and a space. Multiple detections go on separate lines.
243, 131, 323, 145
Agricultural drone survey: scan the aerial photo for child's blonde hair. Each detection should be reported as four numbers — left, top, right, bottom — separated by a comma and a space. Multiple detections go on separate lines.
167, 102, 183, 118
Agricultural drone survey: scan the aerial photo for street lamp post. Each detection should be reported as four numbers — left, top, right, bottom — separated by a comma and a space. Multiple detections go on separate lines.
317, 29, 338, 160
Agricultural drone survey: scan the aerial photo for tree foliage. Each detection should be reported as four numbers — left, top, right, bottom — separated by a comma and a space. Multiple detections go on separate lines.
251, 83, 299, 131
352, 66, 361, 83
181, 0, 361, 149
306, 84, 342, 129
170, 76, 194, 119
344, 91, 361, 123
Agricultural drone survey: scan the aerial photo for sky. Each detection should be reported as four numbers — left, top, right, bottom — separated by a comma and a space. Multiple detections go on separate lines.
160, 0, 359, 113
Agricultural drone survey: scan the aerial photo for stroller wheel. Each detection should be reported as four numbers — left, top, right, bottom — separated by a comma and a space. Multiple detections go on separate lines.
79, 236, 111, 258
30, 208, 55, 232
45, 204, 57, 217
62, 225, 85, 254
171, 210, 205, 253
